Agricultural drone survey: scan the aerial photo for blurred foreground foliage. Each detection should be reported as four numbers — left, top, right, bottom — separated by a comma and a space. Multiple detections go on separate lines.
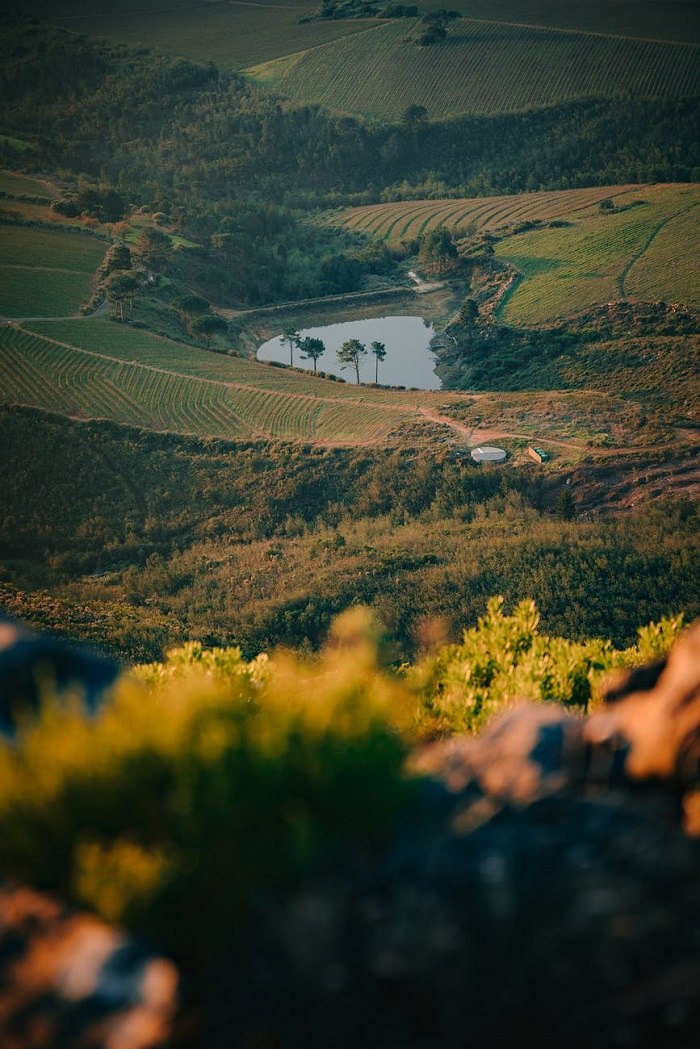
0, 601, 685, 966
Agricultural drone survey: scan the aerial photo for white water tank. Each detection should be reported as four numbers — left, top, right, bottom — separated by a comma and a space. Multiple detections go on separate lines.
470, 445, 507, 463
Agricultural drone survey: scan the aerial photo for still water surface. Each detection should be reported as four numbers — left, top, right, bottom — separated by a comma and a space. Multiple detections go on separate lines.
257, 315, 441, 390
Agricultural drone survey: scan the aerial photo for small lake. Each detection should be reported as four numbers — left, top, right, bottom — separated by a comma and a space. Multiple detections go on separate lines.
257, 316, 442, 390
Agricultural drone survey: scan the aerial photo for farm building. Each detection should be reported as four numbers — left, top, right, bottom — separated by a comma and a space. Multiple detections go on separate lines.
527, 446, 550, 464
471, 446, 507, 464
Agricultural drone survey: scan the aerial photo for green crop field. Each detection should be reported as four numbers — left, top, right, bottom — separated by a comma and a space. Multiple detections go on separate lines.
38, 3, 381, 71
246, 18, 700, 120
0, 225, 106, 318
0, 269, 99, 319
25, 0, 698, 74
0, 227, 105, 272
22, 319, 440, 405
624, 202, 700, 306
0, 320, 445, 443
333, 183, 700, 323
494, 184, 700, 324
331, 186, 637, 245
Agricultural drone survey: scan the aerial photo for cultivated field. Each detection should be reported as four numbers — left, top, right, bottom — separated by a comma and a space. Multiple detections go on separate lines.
37, 3, 380, 71
0, 321, 444, 444
2, 317, 695, 459
0, 226, 107, 317
0, 171, 76, 227
415, 1, 699, 43
331, 185, 638, 245
494, 184, 700, 324
624, 202, 700, 305
332, 184, 700, 324
21, 319, 440, 405
247, 18, 700, 120
25, 0, 699, 82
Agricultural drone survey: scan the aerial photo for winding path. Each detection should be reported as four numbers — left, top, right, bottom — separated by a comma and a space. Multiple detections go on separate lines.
419, 406, 587, 450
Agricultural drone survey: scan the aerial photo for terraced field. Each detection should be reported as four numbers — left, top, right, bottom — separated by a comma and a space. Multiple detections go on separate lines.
246, 18, 700, 120
0, 321, 442, 444
493, 184, 700, 324
0, 171, 74, 226
331, 185, 637, 245
0, 225, 107, 318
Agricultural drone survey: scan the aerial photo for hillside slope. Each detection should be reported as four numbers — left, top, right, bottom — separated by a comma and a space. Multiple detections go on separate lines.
247, 18, 700, 120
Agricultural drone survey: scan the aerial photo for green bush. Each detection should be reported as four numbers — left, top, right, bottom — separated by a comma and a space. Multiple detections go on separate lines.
0, 608, 413, 965
410, 596, 684, 735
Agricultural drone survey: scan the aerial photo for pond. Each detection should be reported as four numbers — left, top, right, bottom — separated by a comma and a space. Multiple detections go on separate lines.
256, 315, 442, 390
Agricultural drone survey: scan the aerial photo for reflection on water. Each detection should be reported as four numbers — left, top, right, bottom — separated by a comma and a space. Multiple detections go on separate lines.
257, 315, 441, 390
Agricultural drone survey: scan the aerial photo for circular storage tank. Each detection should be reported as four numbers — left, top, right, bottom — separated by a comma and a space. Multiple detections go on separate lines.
470, 445, 507, 464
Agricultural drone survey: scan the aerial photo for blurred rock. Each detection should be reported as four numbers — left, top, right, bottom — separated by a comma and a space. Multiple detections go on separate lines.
589, 620, 700, 789
206, 622, 700, 1049
0, 881, 178, 1049
0, 615, 119, 734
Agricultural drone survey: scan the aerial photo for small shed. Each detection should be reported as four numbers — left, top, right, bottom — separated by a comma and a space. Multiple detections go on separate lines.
471, 445, 507, 464
527, 446, 550, 464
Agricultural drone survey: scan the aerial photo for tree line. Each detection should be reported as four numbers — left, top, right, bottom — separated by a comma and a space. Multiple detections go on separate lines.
281, 326, 388, 382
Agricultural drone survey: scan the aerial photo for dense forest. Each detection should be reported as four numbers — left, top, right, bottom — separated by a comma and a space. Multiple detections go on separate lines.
2, 21, 699, 304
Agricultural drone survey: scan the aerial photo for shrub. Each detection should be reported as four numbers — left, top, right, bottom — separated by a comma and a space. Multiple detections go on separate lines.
0, 609, 413, 966
412, 596, 622, 735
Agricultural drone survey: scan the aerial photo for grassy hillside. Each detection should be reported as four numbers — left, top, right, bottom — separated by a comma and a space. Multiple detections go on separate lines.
493, 184, 700, 324
0, 320, 444, 443
1, 407, 698, 663
246, 18, 700, 121
437, 304, 700, 422
330, 185, 639, 245
0, 224, 106, 317
0, 171, 53, 198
